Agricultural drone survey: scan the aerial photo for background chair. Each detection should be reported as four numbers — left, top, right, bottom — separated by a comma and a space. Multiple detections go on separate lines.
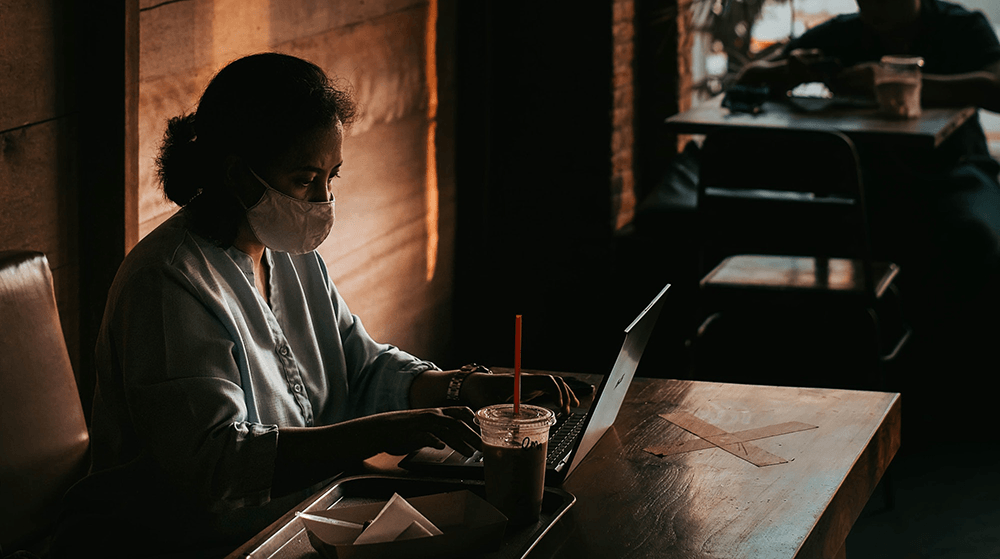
691, 127, 910, 390
0, 251, 90, 555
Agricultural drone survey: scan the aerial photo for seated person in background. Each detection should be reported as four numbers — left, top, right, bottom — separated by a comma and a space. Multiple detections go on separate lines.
735, 0, 1000, 351
52, 53, 578, 558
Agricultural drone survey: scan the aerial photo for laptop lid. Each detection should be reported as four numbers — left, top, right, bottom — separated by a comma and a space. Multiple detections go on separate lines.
555, 282, 670, 482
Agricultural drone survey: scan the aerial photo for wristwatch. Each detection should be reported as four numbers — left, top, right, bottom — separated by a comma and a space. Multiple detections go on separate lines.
446, 363, 491, 402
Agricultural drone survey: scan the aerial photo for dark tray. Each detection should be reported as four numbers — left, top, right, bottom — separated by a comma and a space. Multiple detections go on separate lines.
241, 475, 576, 559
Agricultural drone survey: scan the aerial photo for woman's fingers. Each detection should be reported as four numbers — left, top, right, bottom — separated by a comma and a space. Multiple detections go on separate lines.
441, 405, 477, 426
431, 407, 482, 455
371, 407, 482, 457
518, 374, 580, 414
556, 375, 580, 408
465, 372, 589, 414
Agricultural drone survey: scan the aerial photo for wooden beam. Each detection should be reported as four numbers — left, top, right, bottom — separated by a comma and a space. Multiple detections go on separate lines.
73, 0, 140, 422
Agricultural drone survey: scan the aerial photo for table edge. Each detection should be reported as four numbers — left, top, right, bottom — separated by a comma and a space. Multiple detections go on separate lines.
793, 392, 902, 559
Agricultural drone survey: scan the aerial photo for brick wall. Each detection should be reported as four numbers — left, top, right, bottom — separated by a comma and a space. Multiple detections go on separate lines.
612, 0, 637, 230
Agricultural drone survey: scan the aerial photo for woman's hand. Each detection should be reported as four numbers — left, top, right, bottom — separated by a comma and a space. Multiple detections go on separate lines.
355, 407, 482, 457
409, 368, 587, 415
460, 371, 582, 415
272, 406, 481, 496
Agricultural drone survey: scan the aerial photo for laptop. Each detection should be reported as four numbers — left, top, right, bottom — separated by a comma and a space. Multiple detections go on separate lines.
399, 283, 670, 486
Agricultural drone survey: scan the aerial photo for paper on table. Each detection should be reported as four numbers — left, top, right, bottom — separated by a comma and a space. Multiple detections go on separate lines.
352, 492, 444, 545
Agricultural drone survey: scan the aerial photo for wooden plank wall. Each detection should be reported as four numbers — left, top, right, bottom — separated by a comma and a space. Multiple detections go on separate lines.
0, 0, 81, 377
1, 1, 138, 419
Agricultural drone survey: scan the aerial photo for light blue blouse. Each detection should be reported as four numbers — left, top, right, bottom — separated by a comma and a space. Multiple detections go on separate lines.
78, 209, 436, 549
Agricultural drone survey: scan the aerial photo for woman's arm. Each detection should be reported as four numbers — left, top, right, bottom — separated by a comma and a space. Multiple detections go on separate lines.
409, 368, 580, 415
271, 406, 480, 496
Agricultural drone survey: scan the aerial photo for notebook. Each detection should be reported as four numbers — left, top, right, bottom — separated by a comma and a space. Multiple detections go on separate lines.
399, 283, 670, 486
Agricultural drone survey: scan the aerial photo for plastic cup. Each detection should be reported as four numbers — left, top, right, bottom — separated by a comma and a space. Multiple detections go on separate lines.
476, 404, 555, 525
875, 55, 924, 119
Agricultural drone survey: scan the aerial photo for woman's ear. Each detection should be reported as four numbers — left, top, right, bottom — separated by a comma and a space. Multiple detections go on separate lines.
225, 155, 265, 207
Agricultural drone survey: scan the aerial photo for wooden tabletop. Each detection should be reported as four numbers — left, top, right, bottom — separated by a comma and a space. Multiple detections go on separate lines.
228, 375, 900, 559
666, 94, 975, 151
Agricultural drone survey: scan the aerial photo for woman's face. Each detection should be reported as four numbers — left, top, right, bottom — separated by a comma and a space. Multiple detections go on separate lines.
251, 121, 344, 203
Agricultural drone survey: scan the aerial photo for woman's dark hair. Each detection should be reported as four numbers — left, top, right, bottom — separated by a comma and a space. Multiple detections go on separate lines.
156, 52, 357, 246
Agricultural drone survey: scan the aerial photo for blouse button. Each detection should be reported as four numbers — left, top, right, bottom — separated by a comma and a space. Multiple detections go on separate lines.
278, 346, 290, 356
293, 383, 303, 393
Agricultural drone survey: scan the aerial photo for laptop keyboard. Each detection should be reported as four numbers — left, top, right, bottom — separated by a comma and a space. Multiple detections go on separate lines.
458, 411, 586, 467
546, 411, 585, 466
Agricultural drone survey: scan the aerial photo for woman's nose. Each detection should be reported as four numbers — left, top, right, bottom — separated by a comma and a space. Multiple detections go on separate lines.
312, 185, 333, 203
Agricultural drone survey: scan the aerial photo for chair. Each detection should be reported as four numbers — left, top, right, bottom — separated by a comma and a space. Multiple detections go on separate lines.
691, 127, 910, 389
0, 251, 90, 555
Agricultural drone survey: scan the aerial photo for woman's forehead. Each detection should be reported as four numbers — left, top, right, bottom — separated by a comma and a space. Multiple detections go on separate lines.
274, 122, 344, 169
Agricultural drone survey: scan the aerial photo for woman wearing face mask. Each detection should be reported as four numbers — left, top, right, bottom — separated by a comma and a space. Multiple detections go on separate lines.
51, 53, 578, 558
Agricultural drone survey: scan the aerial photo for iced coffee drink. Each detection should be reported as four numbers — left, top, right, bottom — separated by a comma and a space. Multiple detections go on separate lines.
476, 404, 555, 525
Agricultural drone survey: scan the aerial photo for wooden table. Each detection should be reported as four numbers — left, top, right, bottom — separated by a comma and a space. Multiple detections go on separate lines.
666, 94, 975, 151
228, 375, 900, 559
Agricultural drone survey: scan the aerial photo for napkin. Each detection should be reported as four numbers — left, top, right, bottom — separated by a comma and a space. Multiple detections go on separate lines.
352, 492, 443, 545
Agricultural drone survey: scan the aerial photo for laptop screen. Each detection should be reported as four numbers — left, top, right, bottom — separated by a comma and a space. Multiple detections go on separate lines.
561, 283, 670, 479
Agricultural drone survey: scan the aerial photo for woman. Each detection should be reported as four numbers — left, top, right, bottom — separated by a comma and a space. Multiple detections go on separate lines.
53, 53, 577, 558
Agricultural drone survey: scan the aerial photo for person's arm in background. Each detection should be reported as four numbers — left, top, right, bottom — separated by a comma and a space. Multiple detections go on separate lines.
834, 59, 1000, 112
735, 48, 842, 93
922, 60, 1000, 112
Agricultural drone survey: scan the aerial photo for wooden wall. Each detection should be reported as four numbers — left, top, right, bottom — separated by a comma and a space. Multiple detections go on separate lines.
0, 0, 81, 374
1, 1, 137, 418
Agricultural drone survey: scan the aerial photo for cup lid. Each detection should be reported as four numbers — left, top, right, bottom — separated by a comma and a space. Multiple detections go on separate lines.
476, 404, 556, 430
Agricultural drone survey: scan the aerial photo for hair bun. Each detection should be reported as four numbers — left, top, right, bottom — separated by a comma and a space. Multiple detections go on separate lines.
156, 113, 205, 206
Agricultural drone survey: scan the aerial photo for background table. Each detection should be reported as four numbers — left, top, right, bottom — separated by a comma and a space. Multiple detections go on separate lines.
228, 374, 900, 559
666, 94, 975, 151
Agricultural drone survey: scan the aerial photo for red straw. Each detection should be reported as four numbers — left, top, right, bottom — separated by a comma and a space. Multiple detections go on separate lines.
514, 314, 522, 415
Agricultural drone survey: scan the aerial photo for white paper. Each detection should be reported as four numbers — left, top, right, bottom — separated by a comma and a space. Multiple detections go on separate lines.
352, 493, 443, 545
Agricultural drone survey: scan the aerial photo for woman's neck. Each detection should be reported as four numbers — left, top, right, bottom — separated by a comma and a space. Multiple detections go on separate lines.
233, 221, 270, 304
233, 220, 266, 266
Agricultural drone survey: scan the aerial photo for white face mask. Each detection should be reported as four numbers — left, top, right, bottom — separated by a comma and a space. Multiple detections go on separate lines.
244, 168, 335, 254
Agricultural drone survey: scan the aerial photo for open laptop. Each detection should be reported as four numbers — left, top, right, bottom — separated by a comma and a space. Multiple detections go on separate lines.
399, 283, 670, 486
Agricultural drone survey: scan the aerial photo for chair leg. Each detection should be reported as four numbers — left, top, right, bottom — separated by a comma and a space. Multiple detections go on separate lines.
881, 467, 896, 512
865, 307, 888, 391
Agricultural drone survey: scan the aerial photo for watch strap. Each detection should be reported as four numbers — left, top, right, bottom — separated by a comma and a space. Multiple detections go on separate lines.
446, 363, 491, 402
